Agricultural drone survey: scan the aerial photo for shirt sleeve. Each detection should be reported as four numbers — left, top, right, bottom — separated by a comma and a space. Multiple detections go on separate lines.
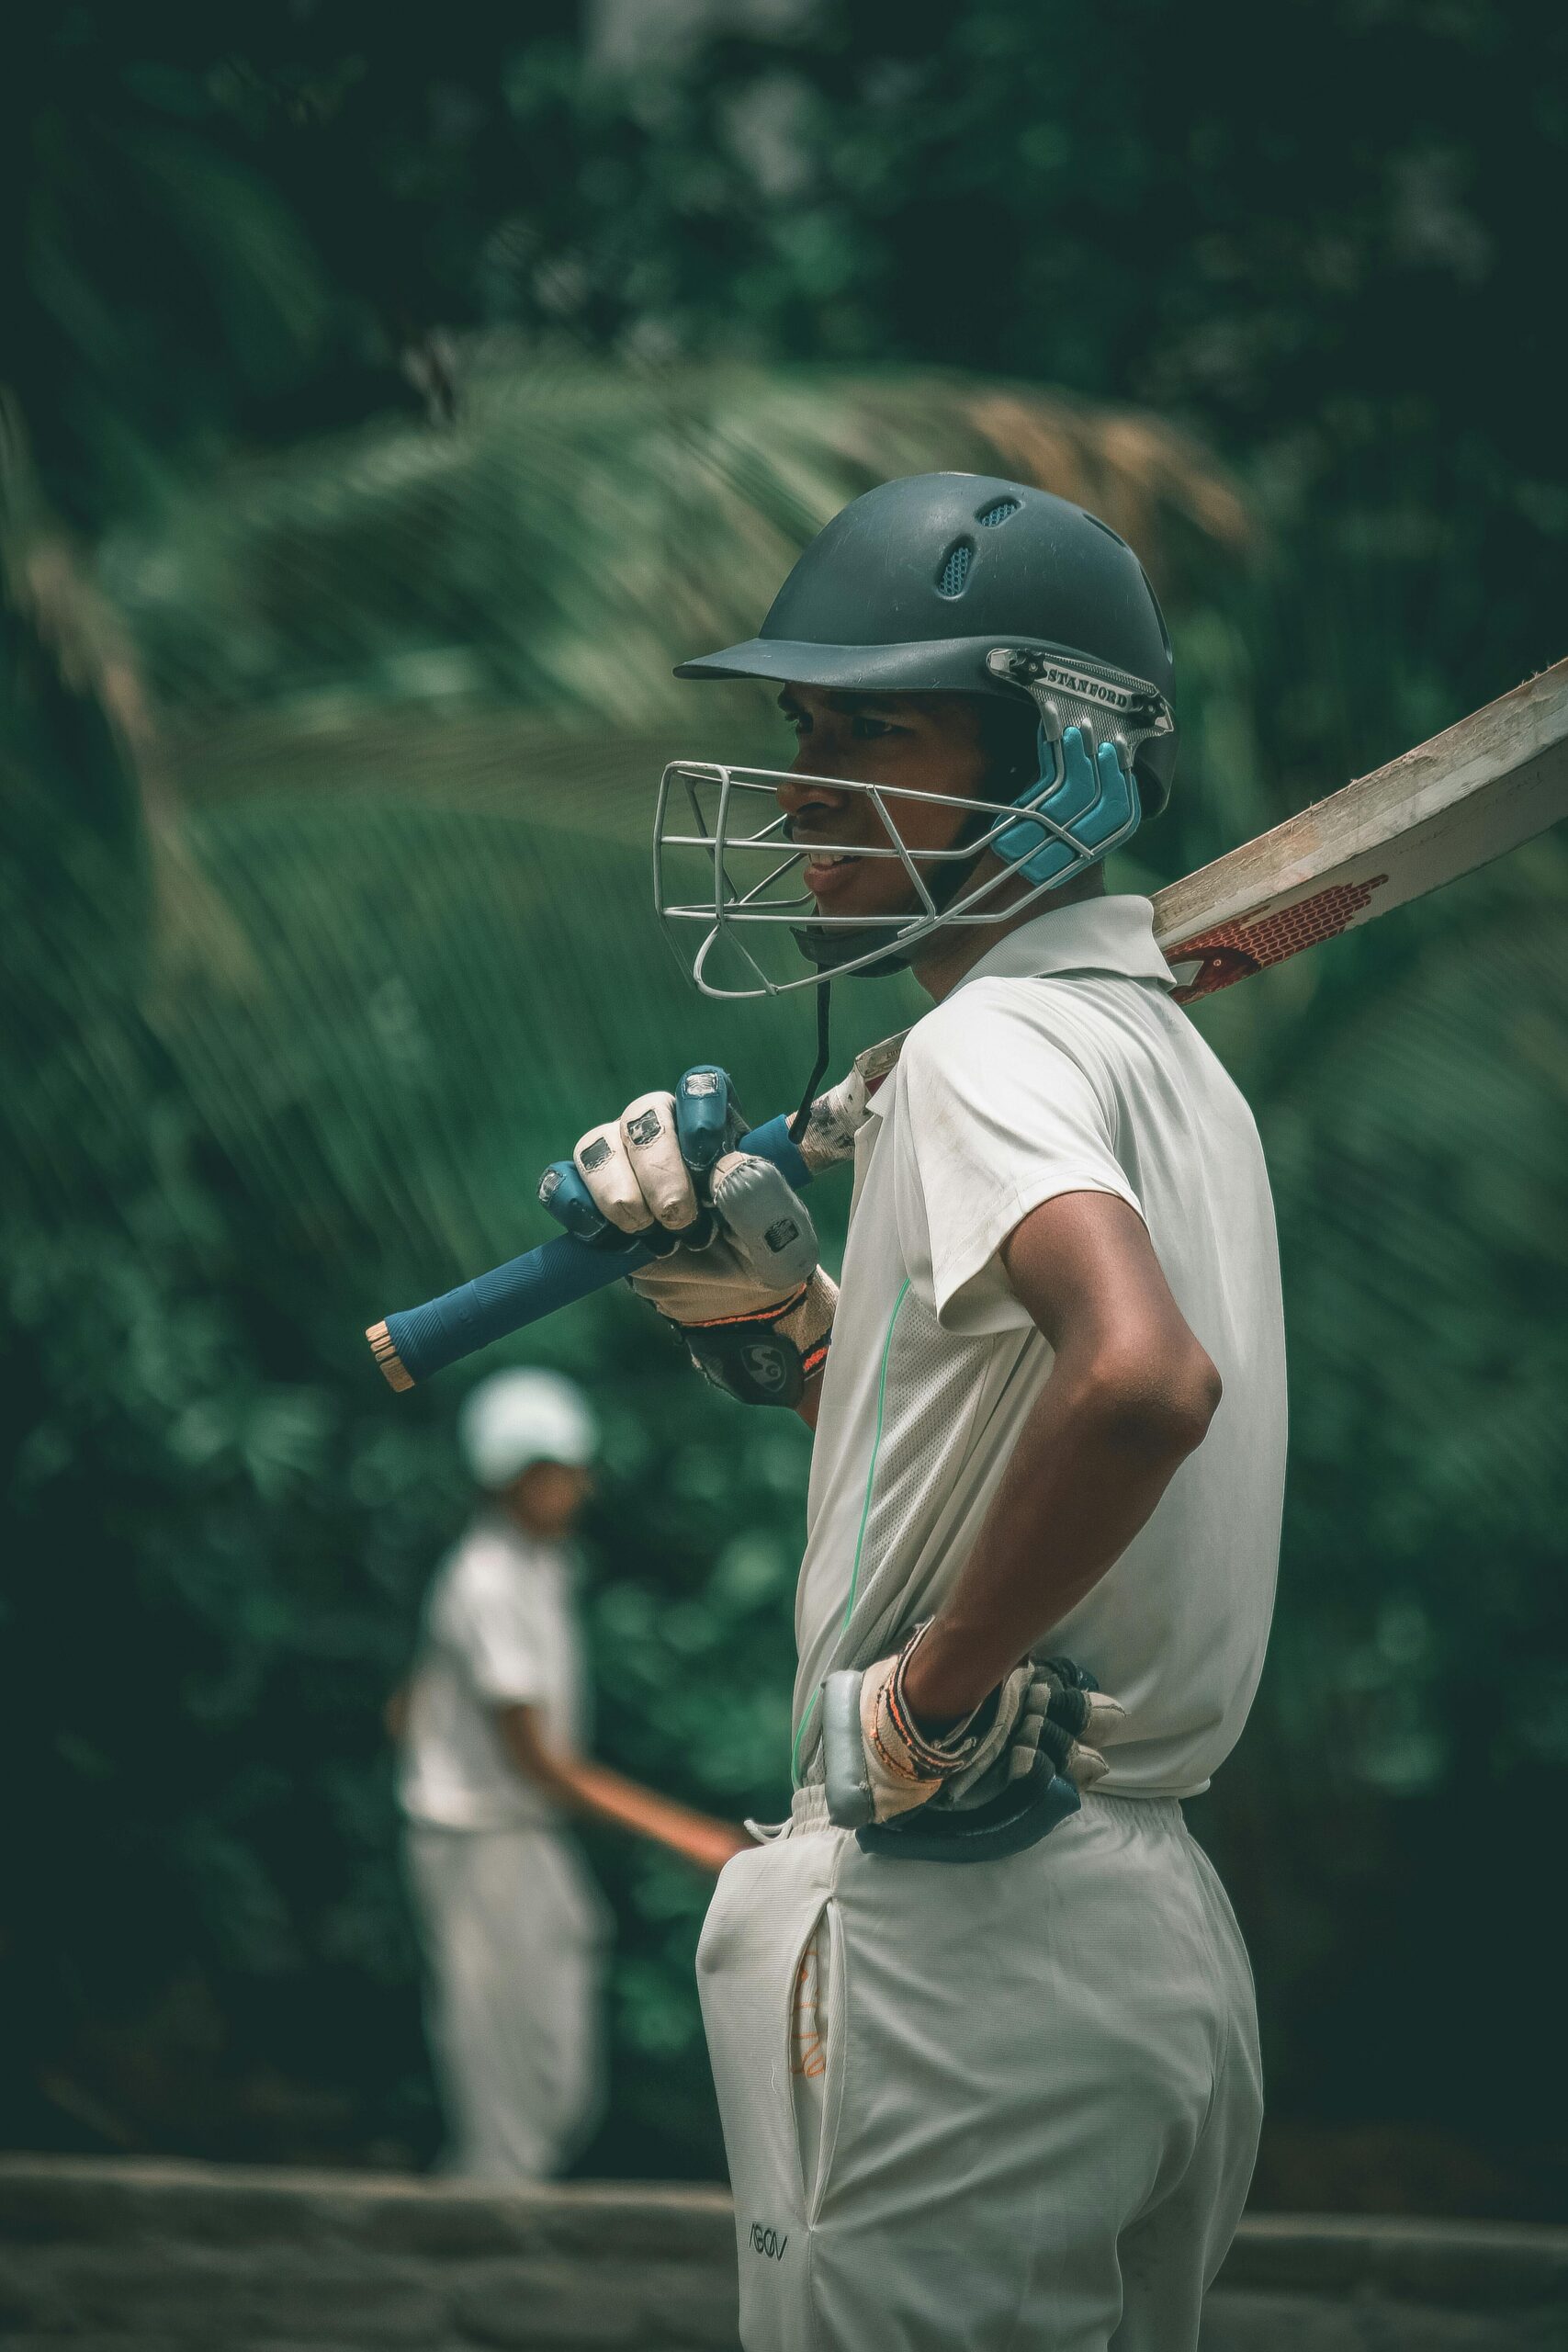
444, 1533, 548, 1707
894, 978, 1145, 1336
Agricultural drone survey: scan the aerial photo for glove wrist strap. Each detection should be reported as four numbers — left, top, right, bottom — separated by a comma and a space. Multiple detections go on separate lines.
670, 1271, 836, 1408
885, 1621, 995, 1776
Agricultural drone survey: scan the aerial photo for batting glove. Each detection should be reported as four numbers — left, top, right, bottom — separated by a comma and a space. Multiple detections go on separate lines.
538, 1067, 836, 1408
823, 1623, 1124, 1845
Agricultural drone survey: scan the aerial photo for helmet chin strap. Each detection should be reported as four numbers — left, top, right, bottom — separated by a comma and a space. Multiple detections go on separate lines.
787, 977, 836, 1146
783, 790, 1001, 1137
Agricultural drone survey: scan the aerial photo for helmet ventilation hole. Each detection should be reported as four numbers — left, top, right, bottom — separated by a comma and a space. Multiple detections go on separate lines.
976, 498, 1021, 527
937, 539, 974, 596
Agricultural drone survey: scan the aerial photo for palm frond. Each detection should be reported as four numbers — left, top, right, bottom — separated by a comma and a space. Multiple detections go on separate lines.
101, 351, 1251, 748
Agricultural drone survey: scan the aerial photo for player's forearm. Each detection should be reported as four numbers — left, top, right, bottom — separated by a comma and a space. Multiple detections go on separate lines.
901, 1340, 1219, 1728
497, 1706, 744, 1868
556, 1758, 749, 1871
553, 1754, 706, 1842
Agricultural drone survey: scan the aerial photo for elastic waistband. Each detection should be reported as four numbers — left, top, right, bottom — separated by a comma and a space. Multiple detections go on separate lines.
789, 1783, 836, 1836
1082, 1788, 1184, 1828
784, 1782, 1183, 1840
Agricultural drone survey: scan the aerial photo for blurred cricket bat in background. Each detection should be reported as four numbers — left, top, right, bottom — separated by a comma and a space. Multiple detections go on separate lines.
369, 657, 1568, 1389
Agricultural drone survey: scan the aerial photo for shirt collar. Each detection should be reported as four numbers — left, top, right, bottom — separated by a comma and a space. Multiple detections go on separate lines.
951, 892, 1176, 994
860, 896, 1173, 1119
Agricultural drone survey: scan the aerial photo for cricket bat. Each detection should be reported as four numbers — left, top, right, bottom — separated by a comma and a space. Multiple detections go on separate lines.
368, 658, 1568, 1390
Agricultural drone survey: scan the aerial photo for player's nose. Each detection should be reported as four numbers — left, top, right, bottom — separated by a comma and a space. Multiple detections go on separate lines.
776, 763, 851, 810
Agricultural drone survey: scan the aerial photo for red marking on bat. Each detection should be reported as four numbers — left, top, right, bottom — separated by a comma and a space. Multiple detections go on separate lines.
1166, 876, 1390, 1003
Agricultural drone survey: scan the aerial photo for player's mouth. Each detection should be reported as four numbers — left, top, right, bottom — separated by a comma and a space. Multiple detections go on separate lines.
799, 847, 862, 898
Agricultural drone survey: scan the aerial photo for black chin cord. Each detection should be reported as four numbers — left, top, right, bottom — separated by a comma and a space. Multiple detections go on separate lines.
788, 981, 833, 1147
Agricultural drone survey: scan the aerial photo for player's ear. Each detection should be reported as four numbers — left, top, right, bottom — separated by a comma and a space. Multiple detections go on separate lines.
975, 693, 1042, 797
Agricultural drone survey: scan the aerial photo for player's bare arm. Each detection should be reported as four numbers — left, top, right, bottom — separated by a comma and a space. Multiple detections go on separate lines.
498, 1703, 749, 1874
899, 1190, 1221, 1730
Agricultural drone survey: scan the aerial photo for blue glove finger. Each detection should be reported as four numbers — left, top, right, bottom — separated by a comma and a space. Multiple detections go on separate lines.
676, 1066, 738, 1177
538, 1159, 616, 1248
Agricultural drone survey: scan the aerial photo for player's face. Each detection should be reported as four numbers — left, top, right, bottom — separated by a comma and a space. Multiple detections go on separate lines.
773, 684, 992, 926
506, 1459, 592, 1537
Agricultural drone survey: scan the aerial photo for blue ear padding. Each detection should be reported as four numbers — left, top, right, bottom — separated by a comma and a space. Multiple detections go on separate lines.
994, 724, 1140, 887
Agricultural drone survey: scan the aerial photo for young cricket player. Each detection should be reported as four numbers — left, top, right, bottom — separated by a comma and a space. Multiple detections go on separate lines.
393, 1368, 746, 2179
539, 475, 1285, 2346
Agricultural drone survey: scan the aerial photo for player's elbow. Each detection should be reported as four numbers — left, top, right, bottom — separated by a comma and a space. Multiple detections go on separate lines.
1173, 1343, 1224, 1450
1084, 1338, 1222, 1460
497, 1703, 580, 1800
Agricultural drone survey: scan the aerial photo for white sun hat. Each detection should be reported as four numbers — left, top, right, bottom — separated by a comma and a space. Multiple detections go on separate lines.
458, 1368, 600, 1491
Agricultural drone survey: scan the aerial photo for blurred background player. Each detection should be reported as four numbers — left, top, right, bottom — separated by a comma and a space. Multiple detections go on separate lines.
390, 1368, 745, 2180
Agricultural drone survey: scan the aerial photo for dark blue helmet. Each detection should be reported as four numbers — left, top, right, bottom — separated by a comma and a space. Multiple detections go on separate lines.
677, 470, 1177, 816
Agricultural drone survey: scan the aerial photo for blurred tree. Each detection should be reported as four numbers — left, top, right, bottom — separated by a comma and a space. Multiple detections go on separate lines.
3, 0, 1565, 2206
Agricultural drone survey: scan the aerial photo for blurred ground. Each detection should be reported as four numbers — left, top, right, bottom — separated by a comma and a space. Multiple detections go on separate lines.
3, 2159, 1566, 2351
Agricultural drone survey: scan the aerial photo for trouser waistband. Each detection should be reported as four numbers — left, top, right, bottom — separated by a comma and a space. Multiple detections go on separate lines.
784, 1782, 1184, 1838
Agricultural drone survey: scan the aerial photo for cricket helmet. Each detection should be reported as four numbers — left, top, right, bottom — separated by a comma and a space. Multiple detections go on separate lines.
655, 472, 1179, 997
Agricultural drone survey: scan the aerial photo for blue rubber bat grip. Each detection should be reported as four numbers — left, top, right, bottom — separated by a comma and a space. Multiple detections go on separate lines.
368, 1113, 811, 1388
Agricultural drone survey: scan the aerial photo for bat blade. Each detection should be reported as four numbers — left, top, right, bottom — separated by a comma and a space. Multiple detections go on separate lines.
1153, 658, 1568, 1002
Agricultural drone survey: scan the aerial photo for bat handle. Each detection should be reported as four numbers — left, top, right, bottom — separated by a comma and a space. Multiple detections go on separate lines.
367, 1114, 811, 1389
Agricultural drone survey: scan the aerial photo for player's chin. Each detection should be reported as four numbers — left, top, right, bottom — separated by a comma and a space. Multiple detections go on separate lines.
806, 863, 909, 926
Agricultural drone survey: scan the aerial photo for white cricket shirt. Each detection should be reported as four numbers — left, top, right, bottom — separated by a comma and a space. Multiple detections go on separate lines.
793, 894, 1286, 1798
399, 1515, 591, 1830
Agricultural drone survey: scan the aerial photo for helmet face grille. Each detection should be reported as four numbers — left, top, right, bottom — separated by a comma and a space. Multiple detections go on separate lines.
654, 745, 1145, 1001
937, 539, 974, 597
976, 497, 1021, 527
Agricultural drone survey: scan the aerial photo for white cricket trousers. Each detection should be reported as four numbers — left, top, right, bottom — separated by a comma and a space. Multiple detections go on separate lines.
404, 1821, 607, 2181
697, 1787, 1261, 2352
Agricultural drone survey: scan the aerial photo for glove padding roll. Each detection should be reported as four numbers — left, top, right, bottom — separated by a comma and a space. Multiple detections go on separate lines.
822, 1625, 1124, 1861
629, 1149, 819, 1318
793, 1031, 906, 1172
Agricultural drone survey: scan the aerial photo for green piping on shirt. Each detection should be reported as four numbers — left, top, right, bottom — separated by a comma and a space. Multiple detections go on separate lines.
791, 1277, 911, 1788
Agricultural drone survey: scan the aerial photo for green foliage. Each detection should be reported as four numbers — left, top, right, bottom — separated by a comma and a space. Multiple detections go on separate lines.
1, 356, 1245, 2164
4, 1, 1566, 2202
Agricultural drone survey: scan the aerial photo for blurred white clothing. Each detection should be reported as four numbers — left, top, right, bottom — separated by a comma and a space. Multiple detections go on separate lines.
399, 1512, 606, 2178
400, 1516, 590, 1831
406, 1821, 607, 2181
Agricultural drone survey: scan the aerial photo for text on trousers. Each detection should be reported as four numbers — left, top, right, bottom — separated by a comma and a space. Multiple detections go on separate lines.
750, 2223, 789, 2260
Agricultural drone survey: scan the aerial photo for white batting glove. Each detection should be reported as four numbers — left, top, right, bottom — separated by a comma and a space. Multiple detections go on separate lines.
823, 1624, 1124, 1832
538, 1069, 836, 1407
